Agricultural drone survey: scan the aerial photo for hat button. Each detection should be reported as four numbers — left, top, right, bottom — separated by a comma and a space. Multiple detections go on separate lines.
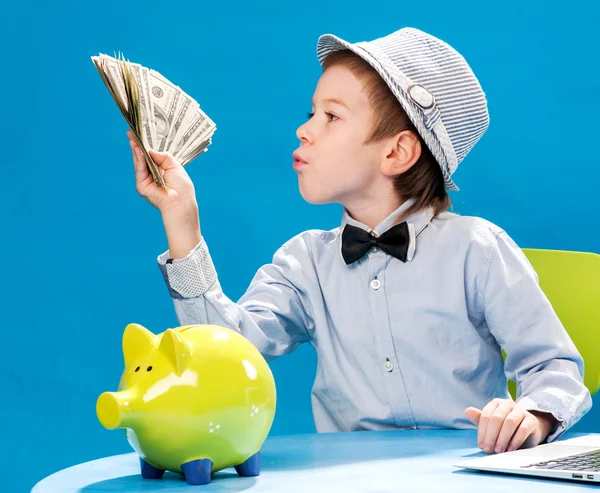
407, 84, 435, 110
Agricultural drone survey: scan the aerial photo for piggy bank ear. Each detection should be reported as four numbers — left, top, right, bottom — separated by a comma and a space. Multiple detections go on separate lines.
159, 329, 191, 375
122, 323, 155, 368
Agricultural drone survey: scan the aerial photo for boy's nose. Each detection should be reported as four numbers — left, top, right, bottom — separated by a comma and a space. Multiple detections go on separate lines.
296, 121, 313, 145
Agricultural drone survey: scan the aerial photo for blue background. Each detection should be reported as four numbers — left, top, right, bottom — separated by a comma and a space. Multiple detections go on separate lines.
2, 1, 599, 491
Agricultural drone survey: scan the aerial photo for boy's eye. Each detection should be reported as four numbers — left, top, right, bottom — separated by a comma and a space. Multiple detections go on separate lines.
306, 111, 338, 121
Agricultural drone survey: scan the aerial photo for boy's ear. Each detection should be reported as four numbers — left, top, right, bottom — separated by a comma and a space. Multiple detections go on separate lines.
380, 131, 422, 177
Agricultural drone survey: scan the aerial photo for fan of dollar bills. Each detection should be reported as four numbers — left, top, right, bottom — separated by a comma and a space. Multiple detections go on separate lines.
91, 53, 216, 187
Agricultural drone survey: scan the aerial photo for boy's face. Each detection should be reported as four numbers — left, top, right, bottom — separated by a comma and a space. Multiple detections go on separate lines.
293, 64, 390, 207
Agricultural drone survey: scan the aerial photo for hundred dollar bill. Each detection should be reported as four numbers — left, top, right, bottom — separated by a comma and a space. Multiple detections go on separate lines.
129, 62, 154, 149
167, 94, 198, 155
174, 108, 216, 159
148, 69, 181, 153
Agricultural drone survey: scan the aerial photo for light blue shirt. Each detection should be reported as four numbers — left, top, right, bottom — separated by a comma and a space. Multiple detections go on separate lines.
157, 199, 592, 441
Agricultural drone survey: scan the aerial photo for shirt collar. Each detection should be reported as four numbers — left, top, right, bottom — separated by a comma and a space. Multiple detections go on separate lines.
341, 198, 434, 237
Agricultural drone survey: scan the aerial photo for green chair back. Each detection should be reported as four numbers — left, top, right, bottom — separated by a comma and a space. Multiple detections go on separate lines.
507, 248, 600, 399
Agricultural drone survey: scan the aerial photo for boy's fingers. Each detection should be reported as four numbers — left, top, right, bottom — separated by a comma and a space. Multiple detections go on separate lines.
129, 135, 140, 155
148, 149, 168, 165
495, 409, 525, 453
483, 403, 512, 453
464, 407, 482, 426
127, 133, 174, 190
133, 146, 144, 172
127, 131, 138, 149
149, 149, 180, 170
477, 399, 500, 449
132, 147, 150, 185
507, 414, 538, 451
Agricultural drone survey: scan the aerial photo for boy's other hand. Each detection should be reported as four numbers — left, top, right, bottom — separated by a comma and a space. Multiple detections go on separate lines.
465, 399, 557, 454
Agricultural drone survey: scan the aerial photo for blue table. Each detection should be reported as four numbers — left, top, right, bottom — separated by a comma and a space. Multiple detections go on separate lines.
31, 430, 596, 492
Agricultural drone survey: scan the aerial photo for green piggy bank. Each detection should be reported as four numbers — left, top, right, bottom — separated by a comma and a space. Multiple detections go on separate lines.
96, 323, 276, 485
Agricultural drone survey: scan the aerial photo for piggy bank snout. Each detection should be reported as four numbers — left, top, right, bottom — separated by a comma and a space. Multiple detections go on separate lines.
97, 391, 126, 430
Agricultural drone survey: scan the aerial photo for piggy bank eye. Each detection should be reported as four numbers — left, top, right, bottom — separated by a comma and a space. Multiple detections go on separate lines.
147, 366, 153, 372
134, 366, 140, 372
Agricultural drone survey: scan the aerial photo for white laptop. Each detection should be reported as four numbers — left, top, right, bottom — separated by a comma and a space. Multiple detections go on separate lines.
453, 434, 600, 483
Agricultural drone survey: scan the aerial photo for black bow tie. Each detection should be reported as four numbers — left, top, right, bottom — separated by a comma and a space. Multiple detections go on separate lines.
341, 222, 410, 265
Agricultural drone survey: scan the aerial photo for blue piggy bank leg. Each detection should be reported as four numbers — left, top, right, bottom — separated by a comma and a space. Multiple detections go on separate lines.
234, 452, 260, 477
139, 458, 165, 479
181, 458, 213, 485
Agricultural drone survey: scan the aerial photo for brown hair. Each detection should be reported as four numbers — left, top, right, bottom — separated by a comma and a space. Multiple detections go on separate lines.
322, 49, 451, 221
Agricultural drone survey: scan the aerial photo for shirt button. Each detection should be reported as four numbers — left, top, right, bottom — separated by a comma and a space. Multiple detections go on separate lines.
384, 360, 394, 372
370, 279, 381, 290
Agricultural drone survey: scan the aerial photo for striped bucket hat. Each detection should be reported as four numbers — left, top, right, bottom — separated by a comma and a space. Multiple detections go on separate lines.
316, 27, 489, 191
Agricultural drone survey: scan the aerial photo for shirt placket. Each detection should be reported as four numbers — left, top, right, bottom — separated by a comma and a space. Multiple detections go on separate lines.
367, 245, 417, 429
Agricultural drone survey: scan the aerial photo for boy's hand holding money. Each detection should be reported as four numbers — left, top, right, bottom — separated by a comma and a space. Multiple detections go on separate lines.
129, 130, 201, 259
